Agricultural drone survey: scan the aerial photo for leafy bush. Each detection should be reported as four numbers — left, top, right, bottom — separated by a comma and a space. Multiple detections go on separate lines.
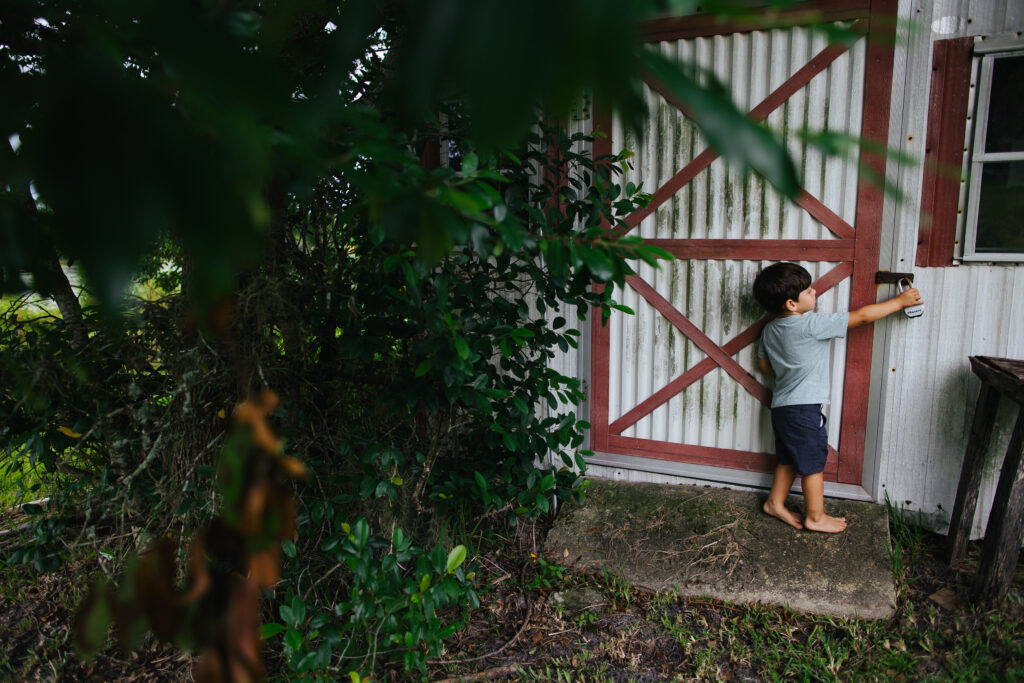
269, 121, 662, 676
2, 118, 661, 677
266, 520, 476, 678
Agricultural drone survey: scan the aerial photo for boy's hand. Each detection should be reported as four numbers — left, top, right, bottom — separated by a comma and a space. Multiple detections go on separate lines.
896, 287, 922, 308
849, 287, 924, 327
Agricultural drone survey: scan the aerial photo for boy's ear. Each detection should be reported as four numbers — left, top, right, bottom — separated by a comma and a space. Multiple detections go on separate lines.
783, 299, 799, 313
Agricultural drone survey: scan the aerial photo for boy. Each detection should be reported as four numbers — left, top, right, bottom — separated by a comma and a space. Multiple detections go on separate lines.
752, 262, 922, 533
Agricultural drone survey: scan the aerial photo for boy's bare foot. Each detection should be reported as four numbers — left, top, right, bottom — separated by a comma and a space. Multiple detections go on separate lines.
804, 514, 847, 533
763, 499, 803, 530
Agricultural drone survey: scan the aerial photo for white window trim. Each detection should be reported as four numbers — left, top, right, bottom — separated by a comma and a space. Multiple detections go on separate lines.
958, 37, 1024, 263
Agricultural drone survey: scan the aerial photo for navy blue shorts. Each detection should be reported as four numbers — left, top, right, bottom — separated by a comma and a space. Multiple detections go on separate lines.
770, 404, 828, 476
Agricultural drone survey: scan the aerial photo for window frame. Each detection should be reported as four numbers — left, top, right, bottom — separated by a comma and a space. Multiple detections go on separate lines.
958, 38, 1024, 263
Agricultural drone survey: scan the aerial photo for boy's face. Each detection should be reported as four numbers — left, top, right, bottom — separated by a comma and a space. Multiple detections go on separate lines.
784, 286, 816, 314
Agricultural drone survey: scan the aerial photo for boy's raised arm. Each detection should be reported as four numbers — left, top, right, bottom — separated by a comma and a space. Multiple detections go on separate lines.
847, 287, 922, 328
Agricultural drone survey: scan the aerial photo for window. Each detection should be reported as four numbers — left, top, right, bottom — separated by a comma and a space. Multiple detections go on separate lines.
917, 35, 1024, 266
961, 44, 1024, 260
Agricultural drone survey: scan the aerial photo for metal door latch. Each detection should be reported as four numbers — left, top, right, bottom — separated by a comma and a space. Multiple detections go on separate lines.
897, 277, 923, 318
875, 271, 914, 285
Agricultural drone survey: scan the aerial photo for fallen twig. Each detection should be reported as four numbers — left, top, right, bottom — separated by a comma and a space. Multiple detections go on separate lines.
430, 562, 533, 667
430, 663, 519, 683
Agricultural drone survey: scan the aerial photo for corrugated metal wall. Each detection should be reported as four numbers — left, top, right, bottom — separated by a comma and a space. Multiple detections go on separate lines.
550, 1, 1024, 539
618, 30, 865, 243
608, 259, 852, 454
869, 0, 1024, 536
605, 26, 864, 454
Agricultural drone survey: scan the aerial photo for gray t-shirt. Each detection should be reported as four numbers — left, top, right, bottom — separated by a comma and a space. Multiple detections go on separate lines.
758, 311, 848, 408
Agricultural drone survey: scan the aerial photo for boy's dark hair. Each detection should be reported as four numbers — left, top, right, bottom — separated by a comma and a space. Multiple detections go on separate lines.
752, 262, 812, 313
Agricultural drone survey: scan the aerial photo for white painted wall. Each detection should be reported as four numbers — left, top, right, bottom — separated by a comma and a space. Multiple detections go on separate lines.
867, 0, 1024, 537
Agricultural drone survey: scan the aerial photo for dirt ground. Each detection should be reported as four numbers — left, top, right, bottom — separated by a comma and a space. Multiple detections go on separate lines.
422, 522, 1024, 682
2, 514, 1022, 681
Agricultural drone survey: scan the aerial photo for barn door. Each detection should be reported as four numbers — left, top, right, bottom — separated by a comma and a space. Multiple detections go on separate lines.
589, 1, 895, 486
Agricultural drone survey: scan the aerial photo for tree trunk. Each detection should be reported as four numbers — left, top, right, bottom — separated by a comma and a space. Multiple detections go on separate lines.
40, 254, 88, 349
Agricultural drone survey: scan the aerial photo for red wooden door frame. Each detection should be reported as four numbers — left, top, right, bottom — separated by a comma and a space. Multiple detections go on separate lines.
589, 0, 896, 486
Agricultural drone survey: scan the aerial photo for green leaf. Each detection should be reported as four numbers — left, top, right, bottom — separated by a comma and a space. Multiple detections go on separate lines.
539, 473, 556, 492
285, 628, 303, 650
639, 244, 673, 261
445, 545, 467, 573
454, 337, 470, 360
316, 643, 332, 669
415, 358, 433, 377
375, 480, 396, 500
473, 391, 492, 414
291, 596, 306, 624
512, 396, 529, 415
638, 48, 799, 197
461, 152, 479, 177
352, 519, 369, 550
281, 539, 297, 559
481, 388, 511, 399
446, 188, 491, 214
579, 248, 615, 280
474, 471, 488, 492
261, 622, 286, 639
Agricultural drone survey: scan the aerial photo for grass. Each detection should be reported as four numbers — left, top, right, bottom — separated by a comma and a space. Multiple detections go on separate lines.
0, 555, 84, 679
887, 492, 926, 590
0, 533, 190, 681
0, 458, 49, 510
2, 497, 1022, 681
437, 509, 1024, 682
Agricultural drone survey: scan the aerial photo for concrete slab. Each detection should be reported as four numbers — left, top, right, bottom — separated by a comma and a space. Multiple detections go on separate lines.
543, 477, 896, 620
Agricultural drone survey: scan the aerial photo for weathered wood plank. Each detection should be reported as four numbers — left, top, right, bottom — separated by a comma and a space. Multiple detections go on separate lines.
946, 382, 1002, 564
972, 357, 1024, 406
974, 408, 1024, 607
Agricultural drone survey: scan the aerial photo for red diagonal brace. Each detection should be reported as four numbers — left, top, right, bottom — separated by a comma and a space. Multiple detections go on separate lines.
622, 275, 771, 406
622, 19, 868, 235
610, 262, 854, 434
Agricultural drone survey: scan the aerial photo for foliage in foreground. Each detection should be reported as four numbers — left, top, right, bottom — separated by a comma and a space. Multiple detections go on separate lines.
2, 120, 661, 678
0, 1, 847, 679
